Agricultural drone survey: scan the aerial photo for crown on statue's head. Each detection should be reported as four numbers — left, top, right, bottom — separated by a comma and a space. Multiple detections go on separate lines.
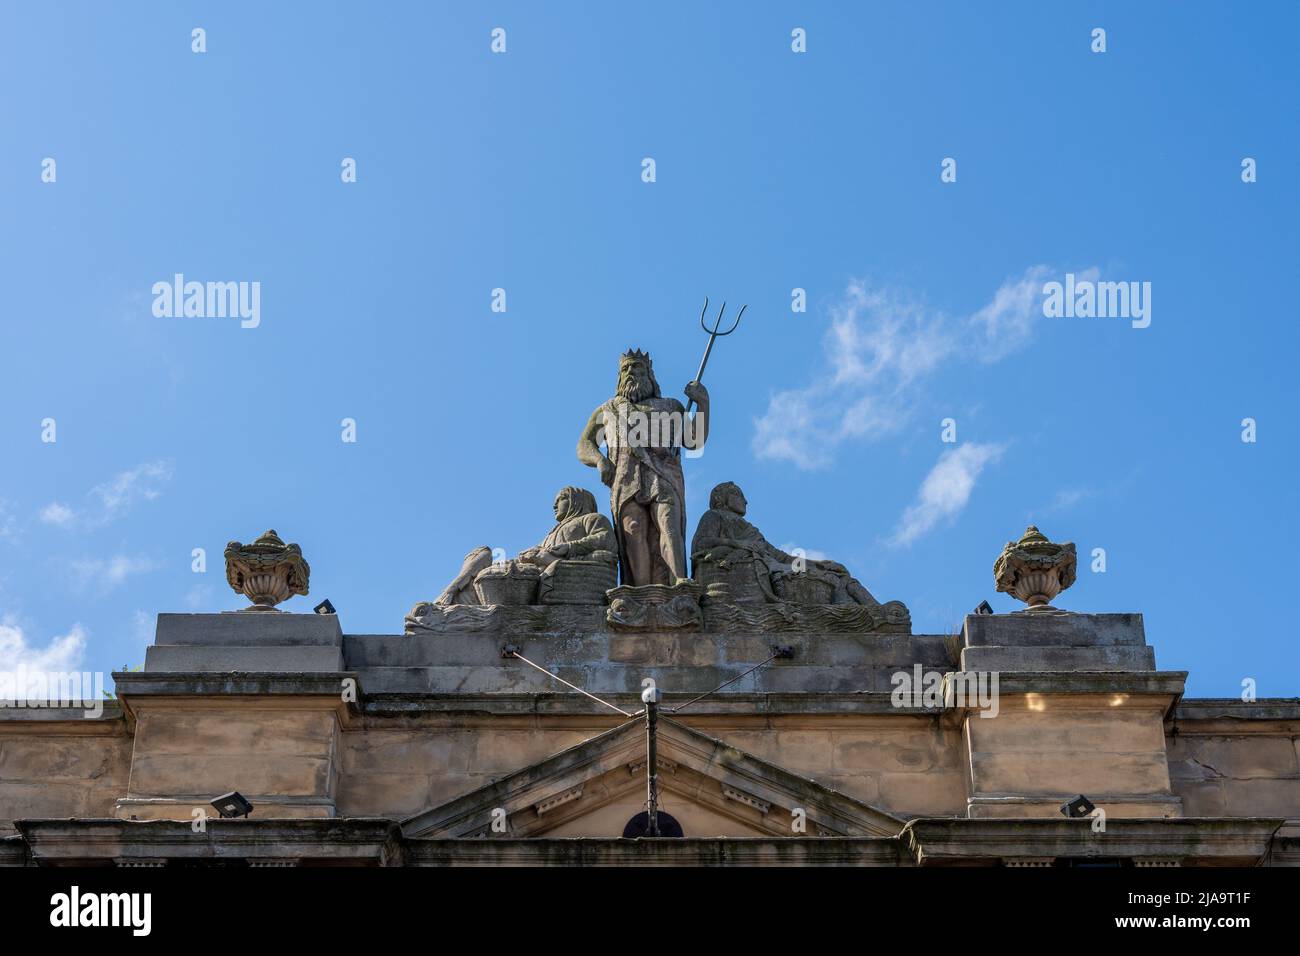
620, 348, 652, 366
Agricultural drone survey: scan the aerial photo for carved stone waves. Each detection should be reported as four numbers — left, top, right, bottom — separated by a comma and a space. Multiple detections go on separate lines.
403, 593, 910, 636
702, 599, 910, 635
605, 581, 703, 631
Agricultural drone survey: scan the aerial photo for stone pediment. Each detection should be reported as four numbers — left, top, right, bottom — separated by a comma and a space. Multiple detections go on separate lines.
401, 717, 905, 840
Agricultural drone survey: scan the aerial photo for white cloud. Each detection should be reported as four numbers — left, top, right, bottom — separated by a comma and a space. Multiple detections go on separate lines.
33, 460, 173, 531
891, 443, 1004, 547
71, 554, 160, 594
90, 460, 173, 524
0, 619, 87, 672
40, 501, 76, 527
752, 268, 1075, 469
968, 265, 1054, 362
0, 500, 17, 540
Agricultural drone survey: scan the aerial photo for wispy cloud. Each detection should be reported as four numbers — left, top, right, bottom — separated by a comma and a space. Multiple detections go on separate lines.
968, 266, 1054, 362
71, 554, 161, 594
37, 459, 173, 531
39, 502, 76, 528
890, 443, 1004, 547
1037, 487, 1094, 517
752, 268, 1072, 469
0, 618, 87, 672
90, 460, 173, 524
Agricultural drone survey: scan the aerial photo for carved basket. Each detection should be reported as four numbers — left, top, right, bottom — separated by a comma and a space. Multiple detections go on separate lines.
473, 564, 541, 606
694, 558, 771, 603
772, 570, 836, 605
540, 559, 617, 605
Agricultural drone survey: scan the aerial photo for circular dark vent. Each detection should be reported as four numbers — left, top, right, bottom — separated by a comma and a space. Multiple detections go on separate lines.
622, 811, 684, 838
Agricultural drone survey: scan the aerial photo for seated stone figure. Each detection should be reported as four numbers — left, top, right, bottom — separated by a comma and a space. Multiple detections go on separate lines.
691, 481, 882, 606
435, 487, 617, 606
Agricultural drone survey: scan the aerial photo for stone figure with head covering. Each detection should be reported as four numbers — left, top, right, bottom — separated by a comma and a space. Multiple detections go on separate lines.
434, 486, 617, 606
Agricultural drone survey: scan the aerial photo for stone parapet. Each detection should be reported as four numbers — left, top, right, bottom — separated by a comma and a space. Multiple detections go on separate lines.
144, 612, 344, 674
961, 611, 1155, 673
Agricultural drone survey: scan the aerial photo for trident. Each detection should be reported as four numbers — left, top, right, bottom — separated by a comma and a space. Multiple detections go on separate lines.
687, 297, 745, 413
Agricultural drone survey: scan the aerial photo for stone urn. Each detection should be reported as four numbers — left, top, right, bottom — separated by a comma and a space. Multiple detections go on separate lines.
473, 562, 541, 605
993, 526, 1077, 611
224, 530, 311, 611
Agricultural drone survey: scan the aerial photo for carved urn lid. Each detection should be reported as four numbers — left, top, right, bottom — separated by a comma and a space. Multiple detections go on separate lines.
993, 526, 1077, 610
224, 530, 311, 609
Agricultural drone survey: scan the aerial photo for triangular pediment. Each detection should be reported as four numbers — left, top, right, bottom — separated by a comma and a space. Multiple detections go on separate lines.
402, 717, 904, 840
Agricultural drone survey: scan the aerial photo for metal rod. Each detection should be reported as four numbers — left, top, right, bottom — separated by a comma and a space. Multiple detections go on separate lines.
506, 652, 633, 717
645, 698, 660, 836
669, 651, 781, 715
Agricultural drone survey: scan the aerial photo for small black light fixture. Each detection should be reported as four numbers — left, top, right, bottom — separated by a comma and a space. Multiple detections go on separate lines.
211, 791, 254, 819
973, 600, 994, 615
314, 598, 336, 615
1060, 794, 1096, 819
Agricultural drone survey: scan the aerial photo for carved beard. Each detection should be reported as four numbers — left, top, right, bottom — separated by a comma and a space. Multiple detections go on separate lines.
617, 366, 656, 403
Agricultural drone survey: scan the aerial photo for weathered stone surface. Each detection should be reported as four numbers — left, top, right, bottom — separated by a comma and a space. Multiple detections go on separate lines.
973, 710, 1168, 754
1168, 779, 1227, 816
1166, 729, 1300, 819
404, 604, 607, 636
145, 644, 343, 672
877, 772, 970, 817
349, 630, 950, 670
1168, 736, 1299, 779
704, 600, 910, 633
904, 818, 1279, 866
969, 751, 1173, 796
1220, 778, 1300, 817
405, 836, 906, 867
0, 715, 132, 833
833, 731, 956, 774
961, 644, 1155, 672
963, 611, 1146, 647
154, 612, 343, 647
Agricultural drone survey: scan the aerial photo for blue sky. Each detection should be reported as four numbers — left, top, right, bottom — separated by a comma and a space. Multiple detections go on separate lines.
1, 2, 1296, 697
